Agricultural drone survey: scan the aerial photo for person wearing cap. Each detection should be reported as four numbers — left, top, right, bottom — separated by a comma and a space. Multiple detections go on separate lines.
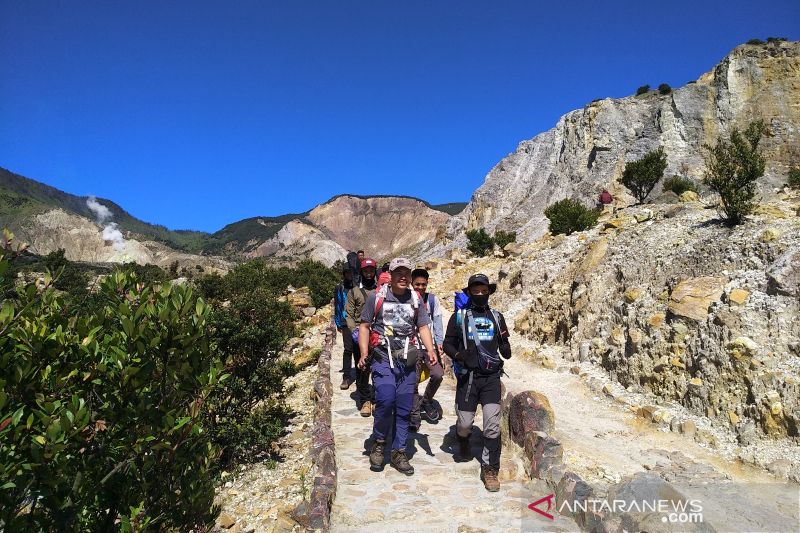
408, 268, 445, 430
334, 265, 356, 389
357, 257, 438, 475
442, 273, 511, 492
345, 258, 378, 416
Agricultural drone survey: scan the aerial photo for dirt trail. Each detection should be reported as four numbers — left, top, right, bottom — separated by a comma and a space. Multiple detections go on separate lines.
328, 313, 799, 532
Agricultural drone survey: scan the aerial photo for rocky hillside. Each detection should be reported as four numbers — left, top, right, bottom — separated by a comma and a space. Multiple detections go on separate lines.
428, 188, 799, 475
445, 40, 800, 245
0, 167, 460, 267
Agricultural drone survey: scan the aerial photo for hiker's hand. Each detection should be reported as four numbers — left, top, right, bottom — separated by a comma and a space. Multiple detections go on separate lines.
357, 354, 368, 370
437, 344, 443, 354
427, 349, 437, 366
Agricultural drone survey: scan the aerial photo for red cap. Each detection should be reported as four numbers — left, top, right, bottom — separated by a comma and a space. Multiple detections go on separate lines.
360, 258, 377, 269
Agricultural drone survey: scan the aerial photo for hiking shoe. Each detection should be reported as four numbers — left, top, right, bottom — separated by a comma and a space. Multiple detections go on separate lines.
339, 377, 351, 390
360, 401, 372, 417
481, 465, 500, 492
421, 400, 440, 422
455, 436, 471, 462
390, 449, 414, 476
369, 439, 386, 471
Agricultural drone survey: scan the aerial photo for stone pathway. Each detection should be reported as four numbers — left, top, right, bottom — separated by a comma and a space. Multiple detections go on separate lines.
328, 331, 580, 533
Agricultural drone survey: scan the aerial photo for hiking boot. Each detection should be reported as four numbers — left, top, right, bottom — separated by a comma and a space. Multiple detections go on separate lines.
339, 376, 352, 390
481, 465, 500, 492
369, 439, 386, 471
390, 449, 414, 476
360, 401, 372, 417
421, 400, 440, 422
455, 436, 471, 462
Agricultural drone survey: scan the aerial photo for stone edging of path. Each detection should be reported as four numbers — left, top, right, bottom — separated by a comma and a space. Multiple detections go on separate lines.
306, 321, 338, 531
503, 389, 600, 530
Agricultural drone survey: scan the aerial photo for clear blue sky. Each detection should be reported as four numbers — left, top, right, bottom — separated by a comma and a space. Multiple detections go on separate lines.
1, 1, 798, 232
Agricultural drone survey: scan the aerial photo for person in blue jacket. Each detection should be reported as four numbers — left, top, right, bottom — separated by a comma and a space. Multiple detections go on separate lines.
334, 265, 355, 389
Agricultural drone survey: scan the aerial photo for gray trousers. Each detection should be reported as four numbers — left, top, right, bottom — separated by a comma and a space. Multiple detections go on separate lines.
455, 371, 502, 469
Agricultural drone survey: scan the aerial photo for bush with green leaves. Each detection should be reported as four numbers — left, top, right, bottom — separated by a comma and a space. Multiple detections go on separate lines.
747, 38, 765, 45
493, 230, 517, 250
662, 175, 698, 196
703, 121, 766, 225
202, 288, 296, 468
636, 85, 650, 96
787, 167, 800, 189
465, 228, 494, 257
0, 238, 224, 530
621, 148, 668, 203
544, 199, 601, 236
211, 259, 338, 308
658, 83, 671, 95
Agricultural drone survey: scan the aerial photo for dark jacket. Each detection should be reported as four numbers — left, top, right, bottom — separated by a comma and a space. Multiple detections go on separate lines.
443, 306, 511, 373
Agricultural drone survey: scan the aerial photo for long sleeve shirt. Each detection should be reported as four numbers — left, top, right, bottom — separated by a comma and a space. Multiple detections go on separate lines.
443, 306, 511, 372
345, 284, 375, 331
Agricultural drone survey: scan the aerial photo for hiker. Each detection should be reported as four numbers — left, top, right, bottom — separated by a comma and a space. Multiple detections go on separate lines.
409, 268, 445, 430
377, 270, 391, 289
347, 251, 362, 286
357, 258, 438, 475
334, 266, 355, 390
345, 258, 378, 416
442, 273, 511, 492
598, 189, 613, 210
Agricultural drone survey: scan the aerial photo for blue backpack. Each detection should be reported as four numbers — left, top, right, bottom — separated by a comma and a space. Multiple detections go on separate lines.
454, 291, 470, 311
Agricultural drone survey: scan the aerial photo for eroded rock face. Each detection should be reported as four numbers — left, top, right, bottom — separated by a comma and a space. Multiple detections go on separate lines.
304, 195, 450, 260
449, 41, 800, 243
250, 219, 348, 266
18, 209, 229, 272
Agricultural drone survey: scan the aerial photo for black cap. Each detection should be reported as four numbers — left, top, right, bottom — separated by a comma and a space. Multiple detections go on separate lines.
462, 273, 496, 295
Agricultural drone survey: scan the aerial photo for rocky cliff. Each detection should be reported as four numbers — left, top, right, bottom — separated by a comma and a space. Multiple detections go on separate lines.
448, 40, 800, 244
16, 209, 230, 272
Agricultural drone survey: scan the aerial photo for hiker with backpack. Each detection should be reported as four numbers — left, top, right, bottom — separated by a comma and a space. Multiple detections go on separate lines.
345, 258, 378, 416
408, 268, 444, 430
347, 251, 362, 286
357, 258, 438, 475
334, 265, 356, 390
442, 274, 511, 492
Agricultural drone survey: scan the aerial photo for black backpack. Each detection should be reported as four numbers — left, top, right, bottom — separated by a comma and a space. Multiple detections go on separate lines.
346, 251, 361, 285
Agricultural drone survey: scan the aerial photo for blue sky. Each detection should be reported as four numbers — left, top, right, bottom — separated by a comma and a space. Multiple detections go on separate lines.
1, 1, 798, 232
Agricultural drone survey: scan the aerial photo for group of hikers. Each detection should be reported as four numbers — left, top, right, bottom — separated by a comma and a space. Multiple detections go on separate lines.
333, 251, 511, 492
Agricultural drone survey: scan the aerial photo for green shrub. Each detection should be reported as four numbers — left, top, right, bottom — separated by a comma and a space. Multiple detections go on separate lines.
0, 240, 224, 530
703, 120, 766, 225
544, 199, 601, 236
465, 228, 494, 257
621, 148, 668, 203
662, 175, 698, 196
787, 167, 800, 189
203, 288, 296, 468
766, 37, 787, 43
493, 230, 517, 250
636, 85, 650, 96
658, 83, 671, 95
211, 259, 338, 308
747, 38, 765, 45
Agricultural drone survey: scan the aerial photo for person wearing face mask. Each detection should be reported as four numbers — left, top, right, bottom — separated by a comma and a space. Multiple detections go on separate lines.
345, 258, 378, 416
442, 273, 511, 492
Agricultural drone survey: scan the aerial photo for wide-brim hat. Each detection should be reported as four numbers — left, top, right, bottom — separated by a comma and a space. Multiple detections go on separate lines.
462, 273, 496, 295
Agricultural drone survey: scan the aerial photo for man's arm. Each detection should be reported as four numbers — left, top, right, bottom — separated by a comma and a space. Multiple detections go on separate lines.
344, 289, 358, 331
417, 324, 437, 366
357, 322, 371, 369
431, 295, 444, 348
442, 313, 460, 359
498, 313, 511, 360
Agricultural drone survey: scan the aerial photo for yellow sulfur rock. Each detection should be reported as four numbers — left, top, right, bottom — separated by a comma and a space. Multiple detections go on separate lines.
728, 289, 750, 305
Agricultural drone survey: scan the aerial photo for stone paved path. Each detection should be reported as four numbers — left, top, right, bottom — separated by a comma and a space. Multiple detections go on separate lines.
328, 331, 580, 533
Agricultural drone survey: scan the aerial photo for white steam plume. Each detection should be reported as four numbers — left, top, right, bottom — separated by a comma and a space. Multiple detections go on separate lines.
86, 196, 126, 253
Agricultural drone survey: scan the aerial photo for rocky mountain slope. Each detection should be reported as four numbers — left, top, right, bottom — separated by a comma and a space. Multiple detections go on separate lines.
444, 40, 800, 246
0, 167, 461, 267
427, 188, 799, 476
